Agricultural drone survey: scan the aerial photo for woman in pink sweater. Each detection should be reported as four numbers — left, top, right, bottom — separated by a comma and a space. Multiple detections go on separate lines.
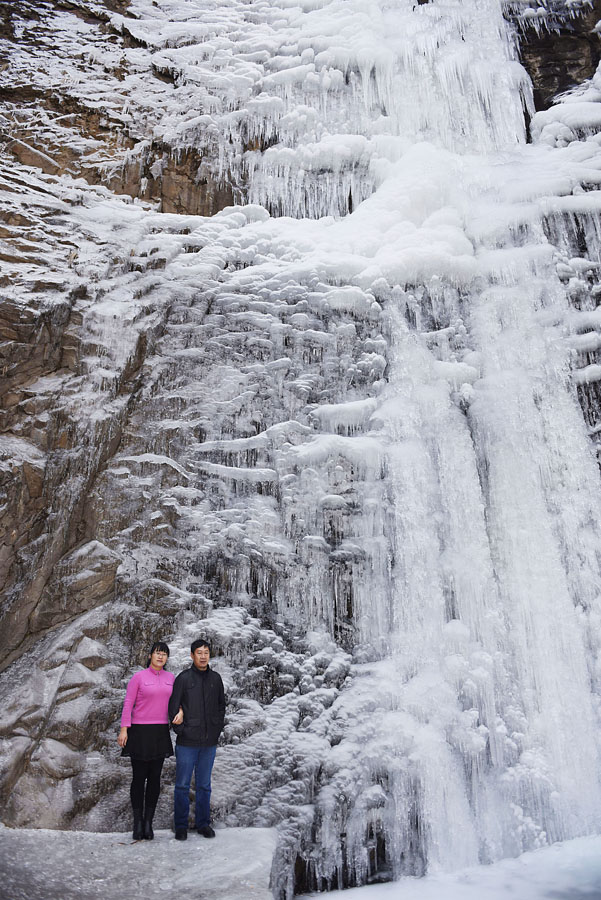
118, 641, 181, 840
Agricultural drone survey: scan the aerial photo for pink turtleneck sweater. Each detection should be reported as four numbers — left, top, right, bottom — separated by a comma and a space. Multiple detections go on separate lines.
120, 667, 175, 727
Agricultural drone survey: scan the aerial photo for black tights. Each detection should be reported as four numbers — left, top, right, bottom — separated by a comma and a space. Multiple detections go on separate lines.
130, 758, 164, 812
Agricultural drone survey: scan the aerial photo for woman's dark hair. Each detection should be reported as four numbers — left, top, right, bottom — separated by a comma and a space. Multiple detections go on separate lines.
147, 641, 170, 668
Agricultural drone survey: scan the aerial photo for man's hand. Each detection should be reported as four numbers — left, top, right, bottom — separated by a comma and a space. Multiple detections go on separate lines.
172, 707, 184, 725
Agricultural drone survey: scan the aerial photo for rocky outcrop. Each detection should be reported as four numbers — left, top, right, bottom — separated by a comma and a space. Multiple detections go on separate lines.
0, 0, 234, 216
0, 156, 161, 669
29, 541, 122, 633
111, 145, 236, 216
517, 1, 601, 109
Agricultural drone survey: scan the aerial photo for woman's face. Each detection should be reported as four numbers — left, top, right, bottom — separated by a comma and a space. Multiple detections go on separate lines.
150, 648, 168, 670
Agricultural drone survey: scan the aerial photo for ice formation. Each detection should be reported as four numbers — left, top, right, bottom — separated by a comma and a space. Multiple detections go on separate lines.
3, 0, 601, 897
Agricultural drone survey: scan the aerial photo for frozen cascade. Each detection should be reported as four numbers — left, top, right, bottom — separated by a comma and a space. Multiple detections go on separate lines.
214, 0, 601, 891
3, 0, 601, 897
111, 0, 533, 217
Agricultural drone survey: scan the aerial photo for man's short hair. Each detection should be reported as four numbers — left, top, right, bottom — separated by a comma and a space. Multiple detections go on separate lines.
191, 639, 211, 654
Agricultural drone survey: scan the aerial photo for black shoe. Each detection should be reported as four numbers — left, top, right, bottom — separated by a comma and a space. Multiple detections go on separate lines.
143, 802, 156, 840
132, 809, 144, 841
196, 825, 215, 838
175, 829, 187, 841
143, 812, 155, 840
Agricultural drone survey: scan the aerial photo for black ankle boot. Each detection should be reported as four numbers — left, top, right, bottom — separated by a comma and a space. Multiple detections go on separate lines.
143, 805, 156, 840
132, 808, 144, 841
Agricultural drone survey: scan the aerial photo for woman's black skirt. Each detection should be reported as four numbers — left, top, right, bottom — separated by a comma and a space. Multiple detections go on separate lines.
121, 724, 173, 760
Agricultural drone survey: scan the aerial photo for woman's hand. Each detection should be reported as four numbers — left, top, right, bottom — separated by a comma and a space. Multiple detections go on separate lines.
117, 726, 128, 748
172, 707, 184, 726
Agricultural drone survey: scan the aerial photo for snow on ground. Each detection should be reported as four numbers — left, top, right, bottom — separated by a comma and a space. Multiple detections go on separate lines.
299, 836, 601, 900
0, 824, 276, 900
1, 826, 600, 900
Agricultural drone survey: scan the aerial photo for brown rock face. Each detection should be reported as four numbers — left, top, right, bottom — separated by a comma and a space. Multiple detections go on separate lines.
0, 0, 248, 665
0, 0, 237, 217
518, 3, 601, 110
29, 541, 121, 632
0, 151, 166, 670
114, 145, 235, 216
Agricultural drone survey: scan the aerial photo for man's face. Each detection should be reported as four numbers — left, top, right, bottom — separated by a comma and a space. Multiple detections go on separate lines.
191, 645, 210, 670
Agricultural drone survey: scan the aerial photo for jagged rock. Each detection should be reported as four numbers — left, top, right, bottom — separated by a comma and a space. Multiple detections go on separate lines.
29, 541, 122, 633
73, 636, 111, 670
0, 435, 47, 601
7, 138, 61, 174
0, 607, 145, 828
519, 1, 601, 109
112, 144, 235, 216
31, 739, 84, 779
0, 0, 239, 215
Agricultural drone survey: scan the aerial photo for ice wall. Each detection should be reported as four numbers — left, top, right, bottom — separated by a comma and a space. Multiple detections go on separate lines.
109, 0, 533, 218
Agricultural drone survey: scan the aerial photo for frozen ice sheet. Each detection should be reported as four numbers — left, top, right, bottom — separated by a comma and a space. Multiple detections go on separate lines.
0, 824, 276, 900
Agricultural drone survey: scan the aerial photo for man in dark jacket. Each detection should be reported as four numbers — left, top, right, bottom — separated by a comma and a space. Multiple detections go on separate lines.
168, 639, 225, 841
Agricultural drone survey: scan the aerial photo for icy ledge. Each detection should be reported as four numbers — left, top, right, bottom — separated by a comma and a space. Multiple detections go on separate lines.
298, 835, 601, 900
0, 823, 276, 900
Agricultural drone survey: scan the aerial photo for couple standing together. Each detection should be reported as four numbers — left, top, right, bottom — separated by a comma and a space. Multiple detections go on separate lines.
118, 639, 225, 841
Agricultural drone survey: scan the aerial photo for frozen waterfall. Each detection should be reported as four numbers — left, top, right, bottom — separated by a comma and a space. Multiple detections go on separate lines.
2, 0, 601, 897
180, 0, 601, 891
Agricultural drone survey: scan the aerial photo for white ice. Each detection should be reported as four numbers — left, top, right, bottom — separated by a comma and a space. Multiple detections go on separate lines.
299, 835, 601, 900
0, 823, 276, 900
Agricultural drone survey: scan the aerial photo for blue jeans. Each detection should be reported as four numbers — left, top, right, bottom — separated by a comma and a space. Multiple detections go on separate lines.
174, 744, 217, 830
